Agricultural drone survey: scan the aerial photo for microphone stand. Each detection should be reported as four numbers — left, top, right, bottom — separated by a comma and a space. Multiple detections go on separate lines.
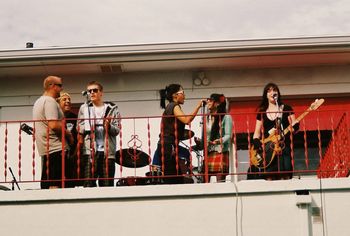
193, 101, 207, 183
199, 102, 206, 172
83, 92, 94, 185
9, 167, 20, 190
274, 96, 283, 137
84, 93, 93, 132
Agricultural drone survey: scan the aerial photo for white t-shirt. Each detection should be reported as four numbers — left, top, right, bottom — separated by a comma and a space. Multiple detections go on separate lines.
93, 104, 106, 152
33, 96, 64, 156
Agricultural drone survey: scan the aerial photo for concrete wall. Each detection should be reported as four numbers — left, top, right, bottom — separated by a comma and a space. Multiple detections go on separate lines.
0, 178, 349, 236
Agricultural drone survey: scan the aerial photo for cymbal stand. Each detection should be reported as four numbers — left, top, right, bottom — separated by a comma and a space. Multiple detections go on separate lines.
9, 167, 20, 190
180, 141, 203, 183
196, 101, 207, 183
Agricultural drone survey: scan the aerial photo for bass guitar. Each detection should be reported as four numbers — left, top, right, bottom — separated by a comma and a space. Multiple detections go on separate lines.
249, 98, 325, 169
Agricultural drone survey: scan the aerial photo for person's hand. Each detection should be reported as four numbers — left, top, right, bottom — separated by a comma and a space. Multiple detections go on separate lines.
253, 138, 261, 150
293, 122, 300, 133
194, 137, 201, 145
196, 99, 207, 109
66, 131, 74, 146
104, 117, 111, 131
193, 137, 203, 151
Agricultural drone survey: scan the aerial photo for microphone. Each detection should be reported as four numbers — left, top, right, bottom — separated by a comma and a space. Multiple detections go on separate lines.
273, 93, 278, 101
82, 90, 89, 96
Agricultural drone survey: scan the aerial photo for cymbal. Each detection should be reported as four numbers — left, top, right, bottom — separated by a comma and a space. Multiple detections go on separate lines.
115, 148, 150, 168
180, 129, 195, 140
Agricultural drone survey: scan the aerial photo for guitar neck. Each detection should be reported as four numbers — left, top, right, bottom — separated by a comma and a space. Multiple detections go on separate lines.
262, 99, 324, 144
263, 108, 311, 144
282, 108, 311, 136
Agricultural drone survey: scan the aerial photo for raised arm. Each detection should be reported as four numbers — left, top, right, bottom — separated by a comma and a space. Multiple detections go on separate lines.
173, 100, 204, 124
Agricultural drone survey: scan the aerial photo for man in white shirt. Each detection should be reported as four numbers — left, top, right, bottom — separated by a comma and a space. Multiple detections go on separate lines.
78, 81, 121, 187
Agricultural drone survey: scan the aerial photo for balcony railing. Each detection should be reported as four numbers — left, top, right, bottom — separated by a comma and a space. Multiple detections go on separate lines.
0, 109, 349, 190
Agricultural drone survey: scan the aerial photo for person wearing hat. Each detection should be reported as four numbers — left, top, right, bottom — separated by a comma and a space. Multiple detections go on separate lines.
205, 93, 233, 182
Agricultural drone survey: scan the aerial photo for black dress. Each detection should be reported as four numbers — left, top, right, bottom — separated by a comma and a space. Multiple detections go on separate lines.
157, 102, 185, 184
248, 104, 294, 179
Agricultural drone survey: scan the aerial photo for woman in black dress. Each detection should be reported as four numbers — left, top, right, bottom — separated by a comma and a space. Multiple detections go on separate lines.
250, 83, 299, 180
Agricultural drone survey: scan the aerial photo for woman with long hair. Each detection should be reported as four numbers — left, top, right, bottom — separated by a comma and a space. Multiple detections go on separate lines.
249, 83, 299, 180
158, 84, 204, 184
206, 93, 232, 182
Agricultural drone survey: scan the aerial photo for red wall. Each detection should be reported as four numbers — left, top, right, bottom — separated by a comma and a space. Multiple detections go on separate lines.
229, 97, 350, 133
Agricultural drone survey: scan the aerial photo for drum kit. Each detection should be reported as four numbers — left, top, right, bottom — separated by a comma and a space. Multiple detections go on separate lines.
115, 129, 203, 186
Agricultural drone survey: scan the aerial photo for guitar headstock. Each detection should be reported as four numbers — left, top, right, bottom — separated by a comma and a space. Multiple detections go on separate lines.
309, 98, 325, 111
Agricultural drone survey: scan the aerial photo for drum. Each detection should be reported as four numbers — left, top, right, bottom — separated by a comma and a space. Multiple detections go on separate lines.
116, 177, 146, 186
144, 165, 163, 185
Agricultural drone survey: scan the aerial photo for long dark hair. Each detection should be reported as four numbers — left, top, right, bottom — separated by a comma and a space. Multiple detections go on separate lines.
159, 84, 182, 109
257, 82, 283, 112
209, 93, 227, 141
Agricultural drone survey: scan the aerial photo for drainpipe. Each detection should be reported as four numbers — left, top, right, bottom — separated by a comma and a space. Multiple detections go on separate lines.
295, 190, 313, 236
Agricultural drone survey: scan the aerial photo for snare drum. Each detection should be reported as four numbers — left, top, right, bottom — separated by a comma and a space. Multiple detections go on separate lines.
145, 165, 163, 185
116, 177, 146, 186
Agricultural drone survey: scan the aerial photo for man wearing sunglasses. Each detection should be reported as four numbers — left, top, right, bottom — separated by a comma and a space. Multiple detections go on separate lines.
33, 75, 73, 189
78, 81, 121, 187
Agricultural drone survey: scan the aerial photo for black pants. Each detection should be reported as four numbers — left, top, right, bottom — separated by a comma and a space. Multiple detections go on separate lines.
82, 151, 115, 187
41, 151, 63, 189
157, 142, 184, 184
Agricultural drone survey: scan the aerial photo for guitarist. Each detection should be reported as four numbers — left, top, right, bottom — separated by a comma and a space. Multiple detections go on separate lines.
248, 83, 299, 180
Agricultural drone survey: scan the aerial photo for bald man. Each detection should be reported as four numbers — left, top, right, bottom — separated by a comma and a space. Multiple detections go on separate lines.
33, 76, 73, 189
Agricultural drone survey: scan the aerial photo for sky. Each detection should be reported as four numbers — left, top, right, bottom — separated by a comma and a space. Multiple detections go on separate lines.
1, 0, 350, 50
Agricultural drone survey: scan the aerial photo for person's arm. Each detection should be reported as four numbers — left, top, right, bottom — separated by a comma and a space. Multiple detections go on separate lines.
209, 116, 232, 145
48, 119, 74, 145
173, 100, 203, 124
77, 105, 85, 134
47, 120, 62, 135
45, 99, 72, 142
105, 106, 121, 136
288, 113, 299, 133
252, 119, 262, 150
76, 105, 86, 146
221, 116, 232, 145
253, 119, 262, 140
285, 104, 299, 133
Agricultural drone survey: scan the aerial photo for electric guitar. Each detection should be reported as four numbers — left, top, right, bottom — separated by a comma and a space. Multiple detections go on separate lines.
249, 98, 325, 169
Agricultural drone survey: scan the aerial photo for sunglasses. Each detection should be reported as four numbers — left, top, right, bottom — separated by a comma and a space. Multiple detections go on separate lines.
88, 88, 99, 93
53, 83, 63, 88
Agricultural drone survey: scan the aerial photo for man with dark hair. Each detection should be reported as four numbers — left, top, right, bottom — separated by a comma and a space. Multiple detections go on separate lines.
78, 81, 121, 187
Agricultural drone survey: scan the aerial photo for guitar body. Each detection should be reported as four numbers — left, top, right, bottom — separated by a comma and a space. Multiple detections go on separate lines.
249, 141, 279, 169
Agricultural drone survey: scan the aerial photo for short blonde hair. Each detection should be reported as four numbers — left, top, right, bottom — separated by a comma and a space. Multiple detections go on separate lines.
87, 81, 103, 91
57, 91, 71, 102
